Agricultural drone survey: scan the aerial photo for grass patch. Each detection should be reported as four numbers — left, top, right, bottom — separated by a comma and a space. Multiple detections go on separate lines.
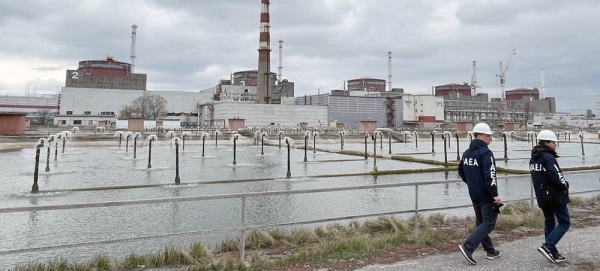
246, 230, 277, 249
146, 246, 196, 266
501, 201, 532, 215
120, 253, 145, 269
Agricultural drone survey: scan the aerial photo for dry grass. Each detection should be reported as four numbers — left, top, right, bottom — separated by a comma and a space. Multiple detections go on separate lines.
246, 230, 277, 249
426, 213, 446, 226
146, 246, 196, 266
501, 201, 532, 215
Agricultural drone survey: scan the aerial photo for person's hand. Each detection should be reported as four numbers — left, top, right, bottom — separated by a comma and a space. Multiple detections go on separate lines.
493, 197, 502, 205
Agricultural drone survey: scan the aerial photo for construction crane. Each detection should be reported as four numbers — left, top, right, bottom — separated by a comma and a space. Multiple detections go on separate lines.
497, 48, 517, 121
497, 49, 517, 99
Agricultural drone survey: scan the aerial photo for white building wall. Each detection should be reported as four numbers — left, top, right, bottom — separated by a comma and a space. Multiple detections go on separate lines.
402, 95, 444, 122
59, 87, 212, 116
213, 103, 328, 128
56, 87, 213, 126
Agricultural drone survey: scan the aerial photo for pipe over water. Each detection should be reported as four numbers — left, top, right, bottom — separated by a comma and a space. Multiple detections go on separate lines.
455, 133, 460, 161
430, 131, 436, 154
364, 133, 370, 160
285, 137, 292, 178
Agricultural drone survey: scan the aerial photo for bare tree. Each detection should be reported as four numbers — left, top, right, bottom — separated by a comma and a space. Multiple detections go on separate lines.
119, 105, 135, 119
36, 109, 51, 125
120, 93, 168, 119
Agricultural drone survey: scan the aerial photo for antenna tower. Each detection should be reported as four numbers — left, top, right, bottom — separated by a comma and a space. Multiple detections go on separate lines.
387, 51, 392, 91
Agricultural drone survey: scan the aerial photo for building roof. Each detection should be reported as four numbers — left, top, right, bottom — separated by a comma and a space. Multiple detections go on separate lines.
349, 77, 385, 80
80, 56, 129, 65
508, 87, 534, 91
437, 82, 471, 87
0, 112, 28, 116
506, 87, 539, 93
234, 70, 258, 73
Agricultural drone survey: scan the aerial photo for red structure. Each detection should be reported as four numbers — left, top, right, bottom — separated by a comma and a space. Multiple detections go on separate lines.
256, 0, 271, 104
233, 70, 259, 86
65, 56, 147, 90
0, 113, 27, 135
505, 87, 540, 101
347, 77, 386, 92
434, 83, 471, 97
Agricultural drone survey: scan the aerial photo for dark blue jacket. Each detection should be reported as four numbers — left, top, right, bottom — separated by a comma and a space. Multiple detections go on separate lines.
458, 139, 498, 203
529, 146, 570, 208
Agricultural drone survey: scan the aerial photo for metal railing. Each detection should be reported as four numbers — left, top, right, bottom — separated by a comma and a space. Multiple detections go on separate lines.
1, 175, 599, 262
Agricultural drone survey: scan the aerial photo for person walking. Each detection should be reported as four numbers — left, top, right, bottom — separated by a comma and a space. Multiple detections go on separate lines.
457, 123, 502, 265
530, 130, 570, 264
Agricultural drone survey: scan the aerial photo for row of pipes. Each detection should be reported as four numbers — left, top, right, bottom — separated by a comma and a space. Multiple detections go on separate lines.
31, 128, 593, 193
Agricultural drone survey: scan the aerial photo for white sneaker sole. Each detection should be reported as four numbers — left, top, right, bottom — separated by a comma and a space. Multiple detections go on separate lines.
458, 245, 477, 265
486, 252, 501, 260
537, 247, 557, 264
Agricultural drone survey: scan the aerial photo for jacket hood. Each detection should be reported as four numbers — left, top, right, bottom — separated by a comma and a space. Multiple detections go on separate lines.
531, 145, 559, 159
468, 139, 488, 150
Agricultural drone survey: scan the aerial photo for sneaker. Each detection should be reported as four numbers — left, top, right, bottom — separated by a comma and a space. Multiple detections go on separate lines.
552, 252, 566, 263
458, 244, 477, 265
486, 249, 501, 260
537, 245, 557, 264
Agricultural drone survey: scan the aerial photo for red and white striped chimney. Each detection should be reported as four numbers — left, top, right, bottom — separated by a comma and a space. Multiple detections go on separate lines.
257, 0, 271, 104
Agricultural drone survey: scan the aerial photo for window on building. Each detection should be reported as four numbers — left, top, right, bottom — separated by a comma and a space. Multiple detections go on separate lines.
60, 120, 66, 125
88, 120, 95, 125
84, 111, 91, 115
73, 120, 82, 125
66, 111, 73, 115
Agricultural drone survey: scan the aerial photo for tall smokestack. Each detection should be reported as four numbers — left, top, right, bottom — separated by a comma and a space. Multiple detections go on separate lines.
278, 40, 283, 83
257, 0, 271, 104
130, 24, 138, 73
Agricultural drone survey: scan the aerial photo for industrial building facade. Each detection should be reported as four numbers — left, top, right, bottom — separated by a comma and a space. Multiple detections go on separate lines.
433, 82, 556, 125
293, 94, 405, 129
54, 87, 211, 127
346, 77, 387, 92
65, 57, 147, 90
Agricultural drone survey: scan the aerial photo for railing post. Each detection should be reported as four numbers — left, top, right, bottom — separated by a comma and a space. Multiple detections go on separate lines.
240, 196, 246, 263
414, 184, 419, 238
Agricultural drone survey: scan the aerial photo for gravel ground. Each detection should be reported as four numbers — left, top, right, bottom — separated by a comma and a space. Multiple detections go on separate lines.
356, 225, 600, 271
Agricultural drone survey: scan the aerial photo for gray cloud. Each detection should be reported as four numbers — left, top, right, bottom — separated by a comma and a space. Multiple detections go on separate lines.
0, 0, 598, 111
31, 66, 63, 71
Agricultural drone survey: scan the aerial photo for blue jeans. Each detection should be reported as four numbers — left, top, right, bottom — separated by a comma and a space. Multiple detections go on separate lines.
464, 202, 497, 253
542, 204, 570, 252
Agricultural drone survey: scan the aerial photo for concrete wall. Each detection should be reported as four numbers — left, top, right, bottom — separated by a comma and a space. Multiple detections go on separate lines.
58, 87, 213, 116
0, 114, 26, 135
115, 119, 181, 129
402, 95, 444, 122
213, 103, 328, 128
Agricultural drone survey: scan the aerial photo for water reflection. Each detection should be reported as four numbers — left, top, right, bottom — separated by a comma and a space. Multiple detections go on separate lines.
169, 190, 181, 231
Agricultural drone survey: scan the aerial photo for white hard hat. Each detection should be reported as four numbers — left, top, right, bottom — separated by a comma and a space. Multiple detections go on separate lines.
472, 123, 493, 135
537, 130, 558, 142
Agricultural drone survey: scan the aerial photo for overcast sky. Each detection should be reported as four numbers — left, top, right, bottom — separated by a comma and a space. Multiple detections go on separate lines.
0, 0, 598, 111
